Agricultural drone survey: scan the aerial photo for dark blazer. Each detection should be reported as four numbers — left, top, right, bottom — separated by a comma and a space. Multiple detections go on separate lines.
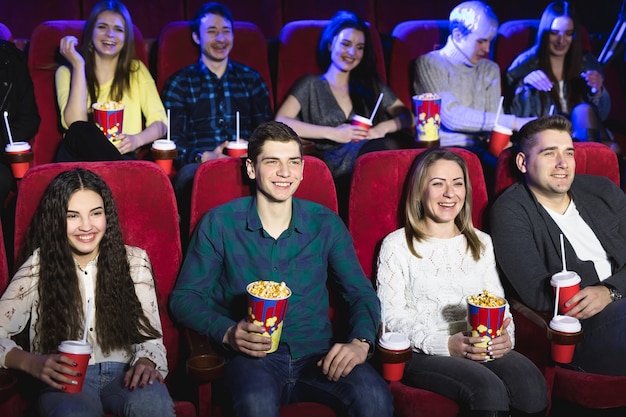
490, 175, 626, 311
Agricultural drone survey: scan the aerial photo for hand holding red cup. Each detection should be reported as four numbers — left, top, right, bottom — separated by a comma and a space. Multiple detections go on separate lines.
57, 340, 92, 393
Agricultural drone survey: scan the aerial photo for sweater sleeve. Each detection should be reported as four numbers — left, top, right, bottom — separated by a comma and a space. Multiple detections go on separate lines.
55, 65, 72, 129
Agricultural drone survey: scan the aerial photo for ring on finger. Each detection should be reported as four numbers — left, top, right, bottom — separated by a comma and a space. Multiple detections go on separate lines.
464, 351, 470, 359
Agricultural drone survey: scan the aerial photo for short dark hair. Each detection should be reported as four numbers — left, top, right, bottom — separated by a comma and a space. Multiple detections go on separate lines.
517, 115, 573, 155
247, 121, 303, 163
191, 2, 234, 36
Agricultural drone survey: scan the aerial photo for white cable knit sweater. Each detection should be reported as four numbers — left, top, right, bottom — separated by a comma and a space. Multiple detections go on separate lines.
376, 228, 514, 356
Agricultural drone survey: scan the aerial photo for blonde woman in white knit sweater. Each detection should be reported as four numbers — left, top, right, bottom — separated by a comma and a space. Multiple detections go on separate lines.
376, 149, 547, 417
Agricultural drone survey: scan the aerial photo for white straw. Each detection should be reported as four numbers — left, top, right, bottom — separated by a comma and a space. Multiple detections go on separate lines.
82, 297, 92, 343
494, 96, 504, 126
560, 234, 566, 272
236, 111, 240, 143
3, 111, 13, 145
554, 283, 560, 318
369, 93, 384, 124
549, 104, 555, 116
166, 109, 171, 141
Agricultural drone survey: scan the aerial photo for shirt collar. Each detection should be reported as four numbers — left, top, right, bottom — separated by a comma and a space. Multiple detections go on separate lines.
245, 197, 306, 236
196, 59, 233, 79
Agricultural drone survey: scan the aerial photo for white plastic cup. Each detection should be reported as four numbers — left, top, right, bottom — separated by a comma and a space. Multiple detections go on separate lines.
57, 340, 92, 393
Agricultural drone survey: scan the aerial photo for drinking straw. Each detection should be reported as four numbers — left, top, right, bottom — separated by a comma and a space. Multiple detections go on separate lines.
82, 297, 92, 343
166, 109, 171, 141
560, 234, 566, 272
494, 96, 504, 126
554, 282, 560, 318
3, 111, 13, 145
236, 111, 240, 143
369, 93, 384, 124
549, 104, 555, 116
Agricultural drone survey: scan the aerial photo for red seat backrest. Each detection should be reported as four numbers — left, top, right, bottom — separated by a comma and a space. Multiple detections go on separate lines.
0, 217, 8, 293
156, 21, 273, 107
275, 20, 386, 109
81, 0, 184, 39
14, 161, 182, 375
184, 0, 283, 40
348, 148, 488, 282
388, 20, 450, 111
493, 141, 621, 197
27, 20, 146, 166
282, 0, 376, 27
189, 155, 337, 236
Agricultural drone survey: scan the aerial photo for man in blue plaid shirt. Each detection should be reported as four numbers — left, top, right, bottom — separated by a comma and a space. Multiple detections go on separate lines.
162, 2, 272, 203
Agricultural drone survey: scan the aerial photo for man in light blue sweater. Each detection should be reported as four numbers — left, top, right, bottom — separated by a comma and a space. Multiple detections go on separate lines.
414, 1, 534, 149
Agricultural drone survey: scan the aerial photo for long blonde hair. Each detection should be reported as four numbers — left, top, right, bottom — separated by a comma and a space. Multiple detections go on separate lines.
404, 149, 484, 260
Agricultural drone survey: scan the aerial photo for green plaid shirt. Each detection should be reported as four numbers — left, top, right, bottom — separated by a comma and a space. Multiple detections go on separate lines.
170, 197, 380, 358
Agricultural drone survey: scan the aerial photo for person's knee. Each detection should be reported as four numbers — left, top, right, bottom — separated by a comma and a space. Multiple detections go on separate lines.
123, 384, 175, 417
230, 387, 280, 416
467, 379, 509, 411
343, 365, 393, 417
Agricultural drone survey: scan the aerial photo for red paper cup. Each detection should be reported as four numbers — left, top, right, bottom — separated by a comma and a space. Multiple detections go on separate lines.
92, 102, 124, 144
377, 332, 412, 381
351, 115, 372, 142
412, 94, 441, 142
4, 142, 33, 179
246, 281, 291, 353
151, 139, 177, 175
551, 271, 581, 314
57, 340, 92, 393
227, 140, 248, 158
489, 124, 512, 157
467, 296, 506, 360
549, 315, 582, 363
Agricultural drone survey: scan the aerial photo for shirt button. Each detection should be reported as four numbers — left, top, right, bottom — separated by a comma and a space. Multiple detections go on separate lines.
84, 271, 88, 275
273, 267, 278, 271
218, 118, 225, 125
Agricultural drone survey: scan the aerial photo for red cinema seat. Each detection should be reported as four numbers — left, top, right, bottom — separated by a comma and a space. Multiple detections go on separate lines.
1, 161, 196, 417
185, 0, 283, 40
388, 20, 450, 112
493, 141, 620, 198
27, 20, 147, 166
282, 0, 376, 27
81, 0, 184, 40
156, 20, 273, 106
275, 19, 386, 109
348, 148, 489, 417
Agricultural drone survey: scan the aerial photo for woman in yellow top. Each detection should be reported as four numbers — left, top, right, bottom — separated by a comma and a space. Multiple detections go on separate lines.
55, 0, 167, 161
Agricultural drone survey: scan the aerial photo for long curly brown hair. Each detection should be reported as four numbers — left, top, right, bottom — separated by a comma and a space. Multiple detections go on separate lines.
80, 0, 138, 104
16, 169, 161, 354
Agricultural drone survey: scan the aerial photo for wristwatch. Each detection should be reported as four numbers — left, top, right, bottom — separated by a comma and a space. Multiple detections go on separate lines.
603, 284, 623, 302
354, 337, 374, 358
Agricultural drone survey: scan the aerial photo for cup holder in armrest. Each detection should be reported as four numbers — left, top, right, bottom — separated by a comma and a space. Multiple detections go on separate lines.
186, 354, 225, 384
0, 369, 17, 402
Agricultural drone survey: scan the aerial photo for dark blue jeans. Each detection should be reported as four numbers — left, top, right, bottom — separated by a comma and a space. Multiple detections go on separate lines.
402, 350, 548, 413
223, 344, 393, 417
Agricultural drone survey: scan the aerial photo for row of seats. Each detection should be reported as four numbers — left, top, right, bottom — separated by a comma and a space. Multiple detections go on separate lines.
9, 17, 626, 170
1, 0, 593, 40
1, 142, 624, 416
